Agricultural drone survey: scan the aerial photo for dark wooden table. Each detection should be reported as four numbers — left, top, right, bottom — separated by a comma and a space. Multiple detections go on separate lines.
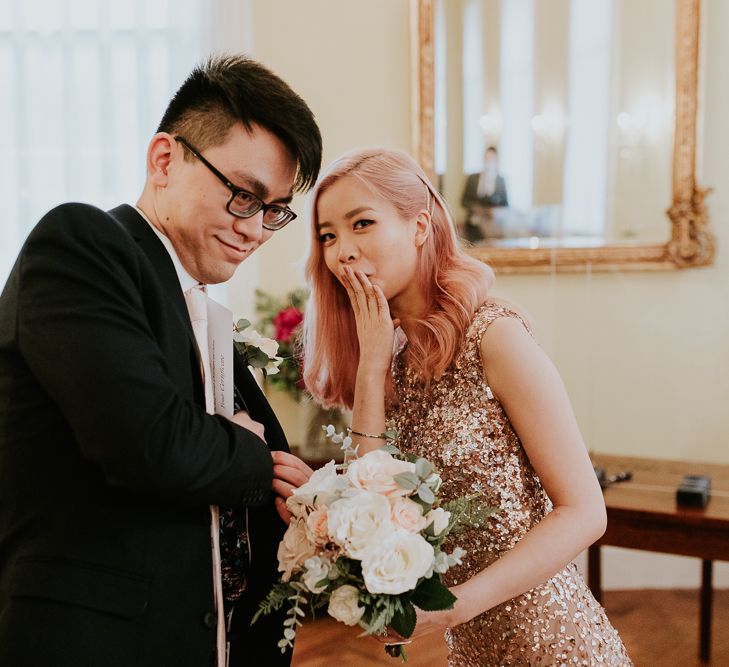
588, 454, 729, 663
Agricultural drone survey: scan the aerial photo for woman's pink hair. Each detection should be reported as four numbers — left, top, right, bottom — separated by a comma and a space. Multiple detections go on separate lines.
303, 148, 494, 409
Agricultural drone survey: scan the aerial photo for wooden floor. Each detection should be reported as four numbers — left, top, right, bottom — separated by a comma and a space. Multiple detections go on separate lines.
292, 589, 729, 666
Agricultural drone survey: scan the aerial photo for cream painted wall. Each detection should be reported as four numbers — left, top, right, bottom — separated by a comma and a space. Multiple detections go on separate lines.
225, 0, 729, 589
235, 0, 411, 306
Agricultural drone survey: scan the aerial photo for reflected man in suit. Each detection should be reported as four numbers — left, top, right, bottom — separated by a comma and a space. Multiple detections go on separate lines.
0, 55, 321, 667
461, 145, 509, 242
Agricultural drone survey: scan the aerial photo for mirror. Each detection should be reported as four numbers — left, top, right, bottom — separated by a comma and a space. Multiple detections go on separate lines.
411, 0, 715, 272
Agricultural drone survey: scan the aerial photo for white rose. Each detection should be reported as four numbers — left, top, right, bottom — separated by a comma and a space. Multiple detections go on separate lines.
302, 556, 332, 594
346, 450, 417, 498
425, 507, 451, 536
390, 498, 428, 533
361, 530, 435, 594
327, 490, 395, 559
287, 461, 343, 516
327, 585, 365, 626
277, 517, 317, 581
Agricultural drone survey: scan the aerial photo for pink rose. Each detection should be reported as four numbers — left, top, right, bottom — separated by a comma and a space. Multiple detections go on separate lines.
273, 306, 304, 343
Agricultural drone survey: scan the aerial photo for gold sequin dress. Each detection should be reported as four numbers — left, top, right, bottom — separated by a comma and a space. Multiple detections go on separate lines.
388, 303, 632, 666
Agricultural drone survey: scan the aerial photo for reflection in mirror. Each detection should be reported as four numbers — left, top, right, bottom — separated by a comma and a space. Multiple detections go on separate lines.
435, 0, 675, 249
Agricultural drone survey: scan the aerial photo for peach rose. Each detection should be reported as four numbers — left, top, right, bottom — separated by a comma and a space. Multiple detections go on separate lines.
277, 517, 317, 581
306, 508, 331, 546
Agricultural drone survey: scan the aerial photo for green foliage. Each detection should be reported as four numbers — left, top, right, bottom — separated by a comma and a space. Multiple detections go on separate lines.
390, 599, 417, 638
245, 346, 272, 370
415, 458, 433, 478
442, 494, 499, 535
252, 582, 296, 625
417, 484, 435, 504
411, 574, 457, 611
393, 471, 419, 491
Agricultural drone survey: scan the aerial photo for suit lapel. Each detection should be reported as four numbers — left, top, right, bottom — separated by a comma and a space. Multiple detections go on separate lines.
107, 205, 198, 353
233, 352, 289, 451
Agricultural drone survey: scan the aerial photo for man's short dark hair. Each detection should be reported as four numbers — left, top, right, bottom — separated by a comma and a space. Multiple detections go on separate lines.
158, 54, 322, 193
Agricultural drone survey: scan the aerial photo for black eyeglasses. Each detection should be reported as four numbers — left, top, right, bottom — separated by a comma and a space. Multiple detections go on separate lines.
174, 135, 296, 231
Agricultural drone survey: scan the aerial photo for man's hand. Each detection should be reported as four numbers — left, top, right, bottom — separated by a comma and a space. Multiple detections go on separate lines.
271, 451, 314, 524
229, 410, 266, 442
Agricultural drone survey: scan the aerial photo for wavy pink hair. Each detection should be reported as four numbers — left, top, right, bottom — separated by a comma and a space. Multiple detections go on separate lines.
303, 148, 494, 409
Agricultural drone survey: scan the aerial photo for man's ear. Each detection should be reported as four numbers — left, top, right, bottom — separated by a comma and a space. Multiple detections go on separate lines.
414, 209, 431, 247
146, 133, 176, 187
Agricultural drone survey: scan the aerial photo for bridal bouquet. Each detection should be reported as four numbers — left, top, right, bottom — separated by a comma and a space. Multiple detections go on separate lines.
253, 427, 494, 659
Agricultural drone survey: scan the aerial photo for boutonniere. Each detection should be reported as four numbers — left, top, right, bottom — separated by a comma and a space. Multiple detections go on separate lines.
233, 318, 283, 376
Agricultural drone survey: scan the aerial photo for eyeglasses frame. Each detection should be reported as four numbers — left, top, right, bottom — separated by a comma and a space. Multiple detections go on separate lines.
174, 135, 296, 231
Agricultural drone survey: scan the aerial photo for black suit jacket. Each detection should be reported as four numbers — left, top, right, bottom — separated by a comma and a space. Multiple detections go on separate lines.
461, 172, 509, 212
0, 204, 290, 666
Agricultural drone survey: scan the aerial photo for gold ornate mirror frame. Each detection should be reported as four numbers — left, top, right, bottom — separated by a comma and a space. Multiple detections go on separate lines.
411, 0, 716, 273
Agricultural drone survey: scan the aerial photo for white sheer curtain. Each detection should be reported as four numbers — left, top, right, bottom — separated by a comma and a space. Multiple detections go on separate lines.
499, 0, 534, 212
562, 0, 615, 237
434, 0, 448, 178
0, 0, 206, 286
461, 0, 483, 174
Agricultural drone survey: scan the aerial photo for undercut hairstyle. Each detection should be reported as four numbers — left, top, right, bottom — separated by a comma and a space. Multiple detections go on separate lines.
303, 148, 495, 409
157, 54, 322, 192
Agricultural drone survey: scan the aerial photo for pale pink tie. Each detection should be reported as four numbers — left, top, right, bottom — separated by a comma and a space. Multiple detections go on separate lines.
183, 285, 226, 667
184, 285, 215, 413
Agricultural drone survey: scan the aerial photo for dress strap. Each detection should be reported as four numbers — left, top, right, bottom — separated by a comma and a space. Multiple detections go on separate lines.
467, 301, 533, 343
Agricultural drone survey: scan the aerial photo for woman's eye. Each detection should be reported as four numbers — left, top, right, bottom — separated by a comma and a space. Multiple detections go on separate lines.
353, 219, 374, 230
319, 232, 335, 243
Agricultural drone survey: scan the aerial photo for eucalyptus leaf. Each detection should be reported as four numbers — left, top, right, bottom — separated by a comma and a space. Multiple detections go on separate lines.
417, 484, 435, 504
415, 458, 433, 478
393, 472, 419, 491
235, 318, 252, 331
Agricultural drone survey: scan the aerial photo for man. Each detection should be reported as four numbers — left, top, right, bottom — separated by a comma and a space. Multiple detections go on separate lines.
0, 55, 321, 666
460, 145, 509, 242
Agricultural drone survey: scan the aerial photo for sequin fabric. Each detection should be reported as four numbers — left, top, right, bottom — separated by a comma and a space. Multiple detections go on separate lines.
388, 303, 632, 666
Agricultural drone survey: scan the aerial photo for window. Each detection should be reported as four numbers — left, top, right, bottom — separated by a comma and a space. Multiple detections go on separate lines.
0, 0, 205, 285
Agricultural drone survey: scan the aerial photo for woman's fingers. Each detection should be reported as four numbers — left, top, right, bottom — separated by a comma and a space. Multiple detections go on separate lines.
343, 266, 368, 316
350, 268, 384, 318
340, 268, 360, 317
373, 284, 389, 316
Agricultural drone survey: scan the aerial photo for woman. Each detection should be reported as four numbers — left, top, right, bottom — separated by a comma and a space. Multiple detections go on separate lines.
302, 148, 631, 666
